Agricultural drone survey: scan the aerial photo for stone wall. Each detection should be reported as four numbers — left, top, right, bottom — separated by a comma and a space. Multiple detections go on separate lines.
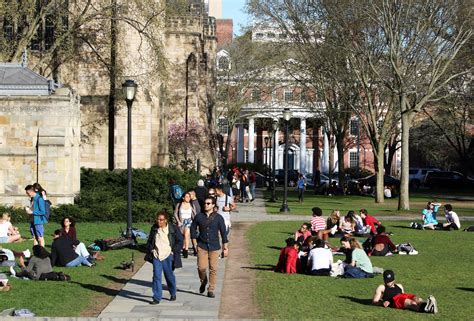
0, 88, 81, 206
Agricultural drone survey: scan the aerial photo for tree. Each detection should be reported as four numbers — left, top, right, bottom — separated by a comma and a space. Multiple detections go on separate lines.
364, 0, 472, 209
214, 32, 282, 170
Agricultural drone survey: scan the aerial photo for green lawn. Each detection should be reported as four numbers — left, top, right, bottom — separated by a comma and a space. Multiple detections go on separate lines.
0, 222, 150, 317
264, 191, 474, 217
247, 220, 474, 320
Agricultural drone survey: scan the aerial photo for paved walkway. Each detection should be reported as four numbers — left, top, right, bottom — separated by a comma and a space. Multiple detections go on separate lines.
99, 255, 225, 320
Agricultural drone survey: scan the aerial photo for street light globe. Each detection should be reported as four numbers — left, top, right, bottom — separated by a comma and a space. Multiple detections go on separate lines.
283, 108, 292, 121
122, 79, 138, 101
272, 120, 278, 131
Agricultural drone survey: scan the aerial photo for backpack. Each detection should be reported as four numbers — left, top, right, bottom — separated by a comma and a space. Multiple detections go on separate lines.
171, 185, 183, 200
44, 199, 51, 221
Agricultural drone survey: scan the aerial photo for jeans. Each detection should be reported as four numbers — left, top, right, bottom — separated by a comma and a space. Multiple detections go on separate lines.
344, 266, 373, 278
66, 255, 92, 267
250, 183, 256, 199
75, 242, 91, 258
152, 255, 176, 301
197, 248, 220, 292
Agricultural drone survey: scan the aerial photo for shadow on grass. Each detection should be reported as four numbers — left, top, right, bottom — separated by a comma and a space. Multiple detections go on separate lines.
392, 225, 415, 229
242, 264, 274, 271
338, 295, 373, 306
267, 246, 283, 251
457, 287, 474, 292
71, 281, 151, 303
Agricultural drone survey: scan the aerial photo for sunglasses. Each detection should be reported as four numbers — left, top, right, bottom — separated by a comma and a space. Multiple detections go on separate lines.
205, 202, 213, 205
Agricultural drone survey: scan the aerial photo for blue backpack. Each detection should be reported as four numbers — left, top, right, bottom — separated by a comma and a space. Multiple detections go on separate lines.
171, 185, 183, 200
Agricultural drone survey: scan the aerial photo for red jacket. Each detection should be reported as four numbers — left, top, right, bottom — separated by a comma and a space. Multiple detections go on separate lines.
275, 246, 299, 274
364, 214, 381, 234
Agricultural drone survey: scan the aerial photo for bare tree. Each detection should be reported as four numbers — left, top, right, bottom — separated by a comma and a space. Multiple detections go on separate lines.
363, 0, 472, 209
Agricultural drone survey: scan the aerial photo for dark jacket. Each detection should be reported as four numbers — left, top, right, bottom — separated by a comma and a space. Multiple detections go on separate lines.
50, 236, 80, 267
191, 211, 228, 252
145, 223, 183, 269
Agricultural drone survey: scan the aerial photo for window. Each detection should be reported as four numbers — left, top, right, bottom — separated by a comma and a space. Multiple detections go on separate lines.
349, 151, 359, 168
267, 32, 276, 38
255, 32, 264, 38
278, 33, 287, 39
284, 90, 294, 102
350, 119, 359, 136
218, 118, 229, 134
252, 88, 261, 102
218, 56, 230, 71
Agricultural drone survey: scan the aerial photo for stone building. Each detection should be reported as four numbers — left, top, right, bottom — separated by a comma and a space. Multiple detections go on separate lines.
0, 64, 81, 206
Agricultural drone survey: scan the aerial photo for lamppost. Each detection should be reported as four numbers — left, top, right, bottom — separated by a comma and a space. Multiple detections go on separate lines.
264, 136, 270, 189
280, 108, 292, 212
122, 79, 137, 239
270, 120, 278, 202
264, 136, 269, 169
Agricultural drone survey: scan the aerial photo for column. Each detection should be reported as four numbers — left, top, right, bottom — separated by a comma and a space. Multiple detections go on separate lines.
299, 118, 307, 175
274, 126, 280, 170
248, 118, 255, 163
322, 127, 329, 173
237, 124, 245, 163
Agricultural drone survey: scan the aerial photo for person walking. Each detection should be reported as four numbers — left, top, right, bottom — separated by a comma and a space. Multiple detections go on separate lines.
297, 174, 306, 204
145, 211, 183, 305
190, 197, 229, 298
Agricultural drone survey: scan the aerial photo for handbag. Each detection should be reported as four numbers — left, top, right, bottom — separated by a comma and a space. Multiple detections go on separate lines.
144, 252, 154, 263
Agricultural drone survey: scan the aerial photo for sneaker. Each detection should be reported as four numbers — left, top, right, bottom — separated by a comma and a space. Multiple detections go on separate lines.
149, 299, 160, 305
428, 295, 438, 314
199, 280, 207, 294
408, 249, 418, 255
207, 291, 215, 298
398, 251, 407, 255
170, 295, 176, 301
410, 222, 415, 228
183, 250, 188, 259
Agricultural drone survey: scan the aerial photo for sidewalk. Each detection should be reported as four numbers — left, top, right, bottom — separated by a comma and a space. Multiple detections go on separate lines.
98, 255, 225, 320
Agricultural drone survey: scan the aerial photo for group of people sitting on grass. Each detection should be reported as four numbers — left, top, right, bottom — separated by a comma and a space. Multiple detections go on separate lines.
274, 204, 452, 314
411, 202, 461, 230
1, 213, 102, 283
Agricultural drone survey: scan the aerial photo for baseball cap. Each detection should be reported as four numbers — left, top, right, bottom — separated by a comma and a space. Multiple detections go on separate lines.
383, 270, 395, 283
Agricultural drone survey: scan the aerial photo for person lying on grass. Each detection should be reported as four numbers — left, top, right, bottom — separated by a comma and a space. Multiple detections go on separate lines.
275, 238, 300, 274
373, 270, 438, 314
16, 245, 70, 281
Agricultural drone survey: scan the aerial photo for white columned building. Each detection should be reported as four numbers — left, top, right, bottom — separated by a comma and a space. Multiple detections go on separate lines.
248, 118, 255, 163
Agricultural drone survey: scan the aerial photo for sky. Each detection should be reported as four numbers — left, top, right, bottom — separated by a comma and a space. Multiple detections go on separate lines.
221, 0, 252, 35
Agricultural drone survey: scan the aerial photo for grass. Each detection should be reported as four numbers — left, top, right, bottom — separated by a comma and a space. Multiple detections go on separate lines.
0, 222, 150, 317
247, 220, 474, 320
264, 190, 474, 217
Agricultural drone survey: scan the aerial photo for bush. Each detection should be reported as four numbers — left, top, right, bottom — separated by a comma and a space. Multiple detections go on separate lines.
5, 167, 200, 223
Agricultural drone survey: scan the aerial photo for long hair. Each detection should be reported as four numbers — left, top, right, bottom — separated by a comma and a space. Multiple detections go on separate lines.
349, 238, 363, 250
330, 210, 340, 223
61, 216, 75, 228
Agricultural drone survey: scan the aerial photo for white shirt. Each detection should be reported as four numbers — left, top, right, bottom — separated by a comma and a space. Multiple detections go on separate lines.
216, 194, 233, 223
308, 247, 333, 271
0, 221, 12, 238
179, 205, 193, 220
446, 211, 461, 229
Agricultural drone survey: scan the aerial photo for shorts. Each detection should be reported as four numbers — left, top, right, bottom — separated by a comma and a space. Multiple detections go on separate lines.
0, 237, 8, 243
392, 293, 416, 309
182, 218, 192, 229
30, 223, 45, 238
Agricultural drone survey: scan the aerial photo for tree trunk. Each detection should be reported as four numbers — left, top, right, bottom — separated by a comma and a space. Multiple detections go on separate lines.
328, 133, 334, 185
336, 134, 345, 188
398, 111, 414, 210
108, 0, 118, 171
375, 146, 385, 203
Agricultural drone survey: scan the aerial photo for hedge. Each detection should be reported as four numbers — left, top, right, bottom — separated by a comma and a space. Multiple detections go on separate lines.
2, 167, 200, 223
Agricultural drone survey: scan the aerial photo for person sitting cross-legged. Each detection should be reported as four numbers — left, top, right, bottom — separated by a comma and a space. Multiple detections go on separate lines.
373, 270, 438, 314
50, 229, 93, 268
275, 238, 299, 274
307, 239, 333, 276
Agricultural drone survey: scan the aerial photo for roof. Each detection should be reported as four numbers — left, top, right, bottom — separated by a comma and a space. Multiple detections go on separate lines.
0, 63, 53, 96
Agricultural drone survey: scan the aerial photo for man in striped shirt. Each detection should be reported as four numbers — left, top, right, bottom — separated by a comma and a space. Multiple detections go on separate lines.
310, 207, 326, 233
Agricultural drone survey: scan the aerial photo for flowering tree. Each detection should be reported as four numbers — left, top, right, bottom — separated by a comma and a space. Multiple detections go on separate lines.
168, 120, 205, 170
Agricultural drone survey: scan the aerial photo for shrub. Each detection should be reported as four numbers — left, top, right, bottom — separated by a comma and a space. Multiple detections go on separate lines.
5, 167, 199, 223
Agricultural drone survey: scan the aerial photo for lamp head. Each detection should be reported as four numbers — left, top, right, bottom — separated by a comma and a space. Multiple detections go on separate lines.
272, 120, 278, 131
283, 108, 292, 121
264, 136, 270, 145
122, 79, 137, 102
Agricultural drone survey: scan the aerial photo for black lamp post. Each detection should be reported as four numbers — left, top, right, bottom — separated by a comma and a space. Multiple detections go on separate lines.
264, 136, 269, 170
122, 79, 137, 238
270, 120, 278, 202
264, 136, 270, 189
280, 108, 292, 212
